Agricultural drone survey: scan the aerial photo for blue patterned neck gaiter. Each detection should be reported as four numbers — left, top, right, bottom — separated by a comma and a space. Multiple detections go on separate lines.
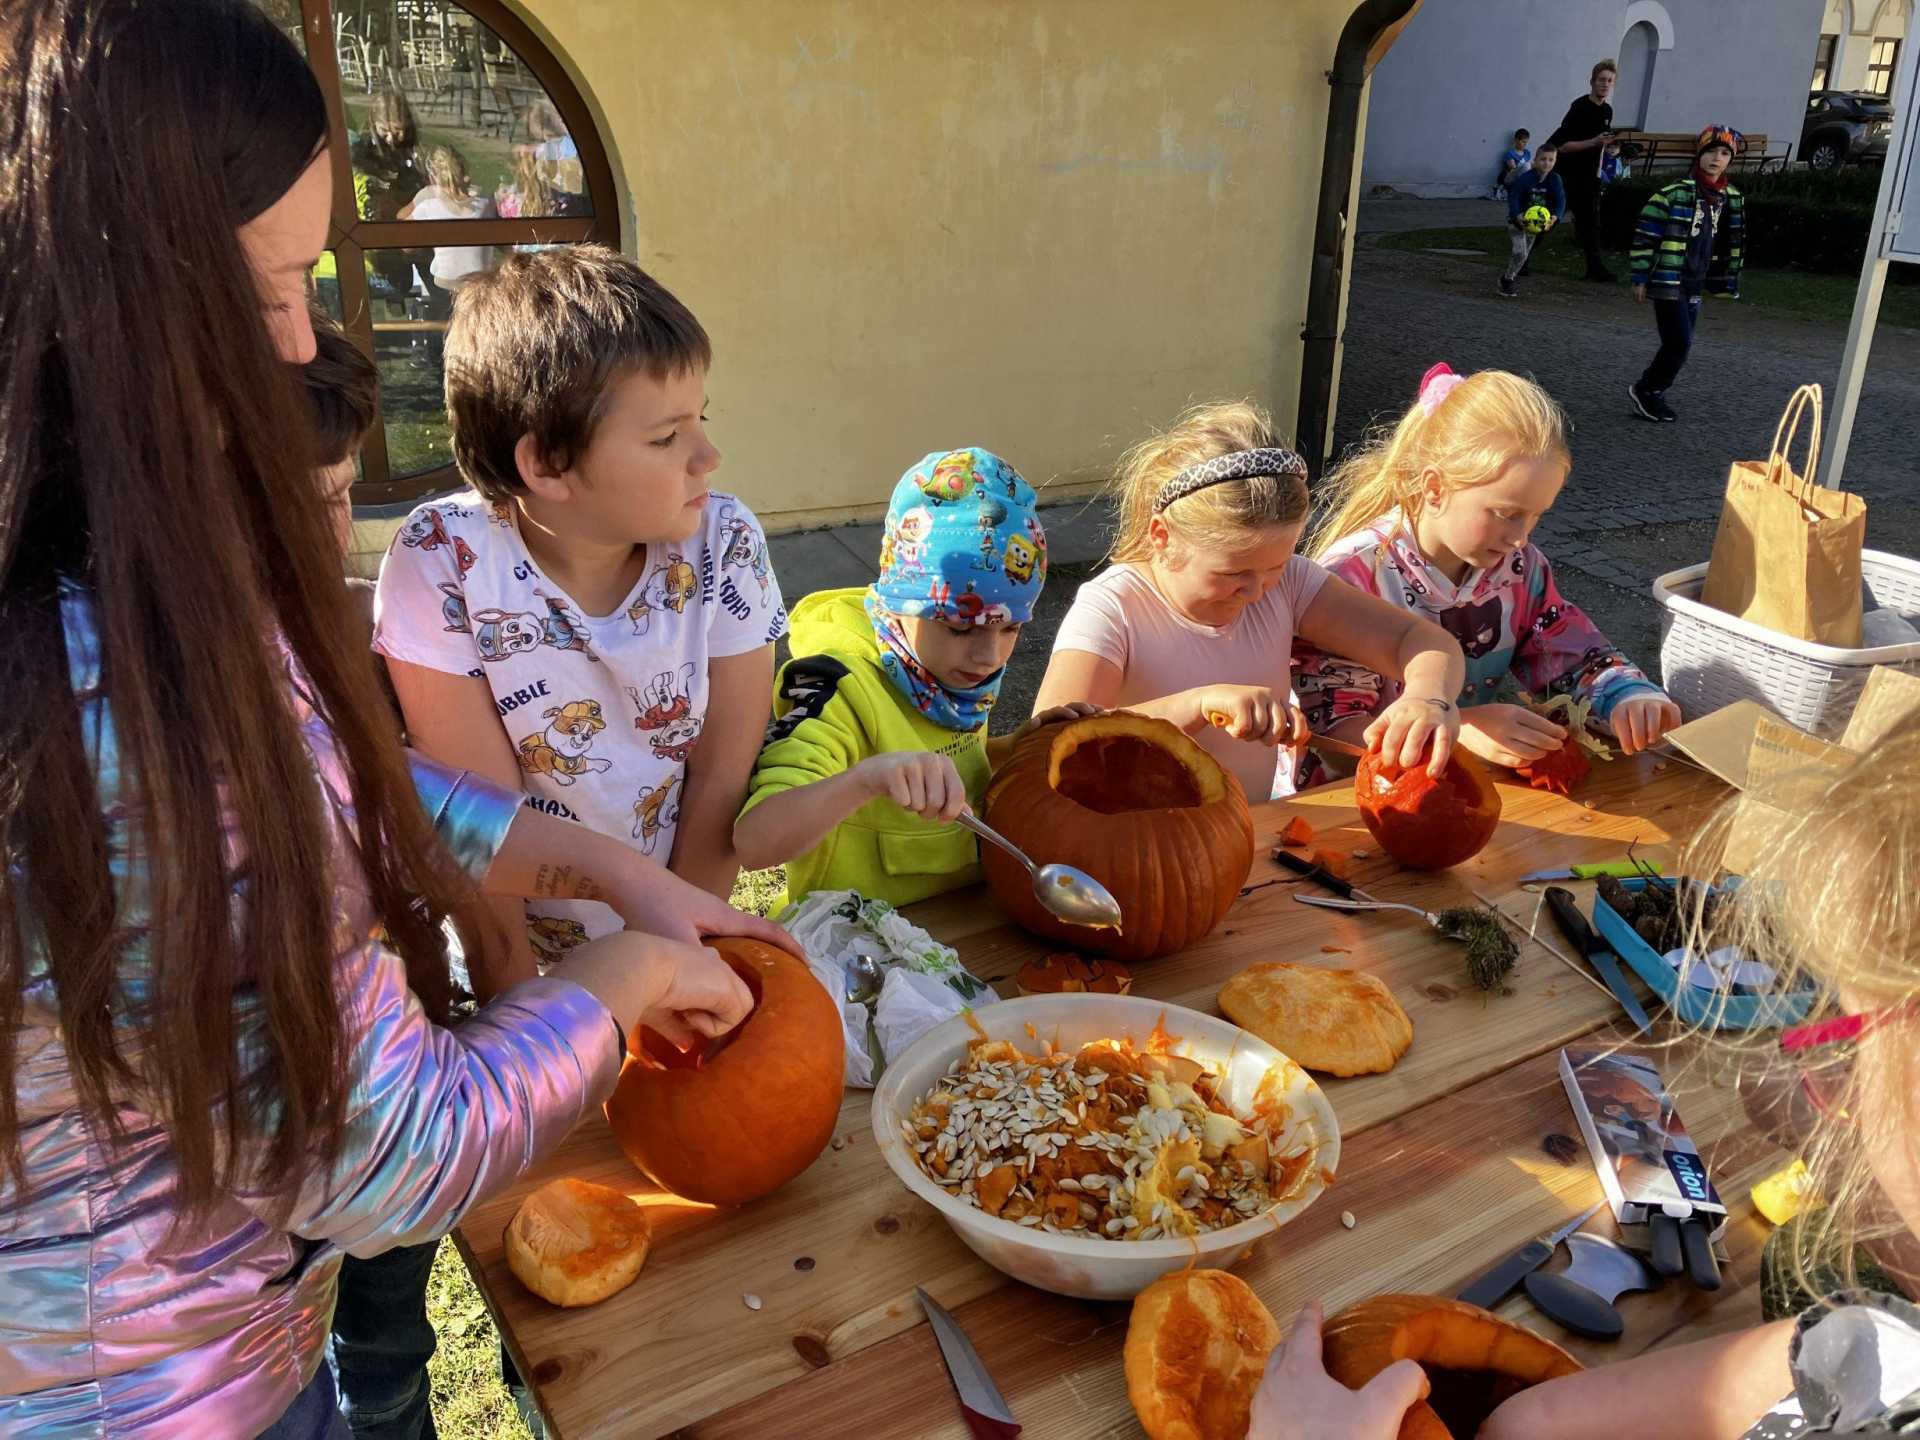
865, 448, 1048, 732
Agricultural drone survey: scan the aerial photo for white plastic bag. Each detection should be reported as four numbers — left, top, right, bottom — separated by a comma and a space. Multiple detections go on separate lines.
782, 889, 997, 1088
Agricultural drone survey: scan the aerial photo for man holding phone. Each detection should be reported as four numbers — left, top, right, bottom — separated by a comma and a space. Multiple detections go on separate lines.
1548, 59, 1619, 282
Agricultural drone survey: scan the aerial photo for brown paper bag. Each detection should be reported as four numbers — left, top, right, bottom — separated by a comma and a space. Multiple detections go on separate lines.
1700, 385, 1867, 647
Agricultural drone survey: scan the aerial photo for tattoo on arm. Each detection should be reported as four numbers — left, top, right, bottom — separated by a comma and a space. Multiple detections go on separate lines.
532, 863, 608, 904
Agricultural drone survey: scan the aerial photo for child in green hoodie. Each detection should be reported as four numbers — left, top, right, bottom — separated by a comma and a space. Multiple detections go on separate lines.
734, 448, 1093, 909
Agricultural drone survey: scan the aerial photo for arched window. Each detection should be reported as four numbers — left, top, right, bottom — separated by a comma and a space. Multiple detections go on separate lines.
254, 0, 620, 504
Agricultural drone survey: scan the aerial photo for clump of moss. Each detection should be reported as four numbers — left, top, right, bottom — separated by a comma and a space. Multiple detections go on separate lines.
1436, 905, 1519, 993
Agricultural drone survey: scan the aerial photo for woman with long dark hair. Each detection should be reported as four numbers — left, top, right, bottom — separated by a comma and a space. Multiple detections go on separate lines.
0, 3, 779, 1433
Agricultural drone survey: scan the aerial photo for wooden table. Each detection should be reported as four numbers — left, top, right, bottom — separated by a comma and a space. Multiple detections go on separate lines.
454, 753, 1785, 1439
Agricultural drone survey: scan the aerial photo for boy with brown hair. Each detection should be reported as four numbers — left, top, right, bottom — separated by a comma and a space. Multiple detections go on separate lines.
374, 245, 785, 998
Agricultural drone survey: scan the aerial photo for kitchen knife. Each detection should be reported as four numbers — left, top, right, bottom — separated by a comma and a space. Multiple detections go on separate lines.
1522, 1233, 1660, 1340
918, 1287, 1021, 1439
1456, 1200, 1608, 1309
1520, 860, 1663, 885
1270, 846, 1362, 900
1543, 887, 1653, 1032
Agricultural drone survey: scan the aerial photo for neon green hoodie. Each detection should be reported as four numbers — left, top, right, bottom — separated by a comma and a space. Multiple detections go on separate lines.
743, 588, 985, 910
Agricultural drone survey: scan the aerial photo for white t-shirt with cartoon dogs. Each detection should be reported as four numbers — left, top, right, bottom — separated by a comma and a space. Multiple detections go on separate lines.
374, 490, 786, 959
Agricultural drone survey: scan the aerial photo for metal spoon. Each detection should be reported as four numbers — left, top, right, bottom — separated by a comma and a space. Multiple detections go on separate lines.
1293, 892, 1463, 940
957, 810, 1124, 933
845, 952, 885, 1006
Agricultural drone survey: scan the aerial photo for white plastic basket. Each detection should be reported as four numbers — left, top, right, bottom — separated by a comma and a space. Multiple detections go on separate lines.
1655, 549, 1920, 738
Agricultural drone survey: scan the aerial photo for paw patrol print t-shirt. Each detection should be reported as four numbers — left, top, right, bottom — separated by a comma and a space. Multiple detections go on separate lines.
374, 490, 785, 957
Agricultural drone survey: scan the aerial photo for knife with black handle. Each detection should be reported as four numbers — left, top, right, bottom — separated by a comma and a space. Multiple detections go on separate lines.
1270, 846, 1358, 899
1544, 887, 1653, 1032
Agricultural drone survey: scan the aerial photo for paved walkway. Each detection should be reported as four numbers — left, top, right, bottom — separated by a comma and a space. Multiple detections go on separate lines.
769, 195, 1920, 726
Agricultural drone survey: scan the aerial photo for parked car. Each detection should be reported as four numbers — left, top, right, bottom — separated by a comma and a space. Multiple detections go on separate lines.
1801, 91, 1893, 170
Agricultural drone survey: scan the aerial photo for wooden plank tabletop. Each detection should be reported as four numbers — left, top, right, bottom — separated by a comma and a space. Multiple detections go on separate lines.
453, 752, 1775, 1440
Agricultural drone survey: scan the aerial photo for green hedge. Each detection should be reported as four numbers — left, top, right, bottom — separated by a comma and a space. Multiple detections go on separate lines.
1599, 166, 1886, 274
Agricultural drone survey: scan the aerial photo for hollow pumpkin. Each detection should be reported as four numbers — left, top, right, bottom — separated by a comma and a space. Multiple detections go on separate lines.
1322, 1294, 1583, 1440
980, 712, 1255, 962
604, 937, 844, 1206
1353, 745, 1502, 870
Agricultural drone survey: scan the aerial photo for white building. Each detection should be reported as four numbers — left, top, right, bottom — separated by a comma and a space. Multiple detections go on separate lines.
1363, 0, 1854, 197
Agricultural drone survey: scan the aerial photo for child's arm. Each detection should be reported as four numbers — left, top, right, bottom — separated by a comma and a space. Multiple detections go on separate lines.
1476, 1320, 1793, 1440
668, 644, 773, 899
1508, 551, 1680, 753
733, 752, 968, 870
1294, 575, 1466, 773
386, 658, 542, 999
1036, 649, 1299, 746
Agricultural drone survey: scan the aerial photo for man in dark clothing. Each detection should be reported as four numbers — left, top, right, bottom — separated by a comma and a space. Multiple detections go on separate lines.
1547, 59, 1618, 282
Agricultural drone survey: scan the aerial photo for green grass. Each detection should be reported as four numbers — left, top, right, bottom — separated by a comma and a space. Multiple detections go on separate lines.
421, 864, 789, 1437
1376, 225, 1920, 329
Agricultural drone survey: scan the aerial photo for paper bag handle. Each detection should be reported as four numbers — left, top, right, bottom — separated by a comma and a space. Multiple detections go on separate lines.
1766, 384, 1823, 500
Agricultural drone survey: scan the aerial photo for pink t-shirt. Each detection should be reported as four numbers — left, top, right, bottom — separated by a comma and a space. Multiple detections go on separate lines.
1051, 558, 1330, 800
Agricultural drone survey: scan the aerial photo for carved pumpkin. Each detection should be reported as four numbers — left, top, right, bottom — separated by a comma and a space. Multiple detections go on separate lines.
604, 937, 844, 1206
980, 712, 1255, 962
1322, 1294, 1583, 1440
1353, 746, 1502, 870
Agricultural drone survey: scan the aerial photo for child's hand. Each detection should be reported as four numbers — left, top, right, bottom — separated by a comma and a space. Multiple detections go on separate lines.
1459, 703, 1568, 767
1191, 686, 1305, 746
857, 752, 970, 823
1633, 283, 1647, 302
608, 861, 805, 960
552, 931, 755, 1051
1247, 1302, 1429, 1440
1015, 702, 1102, 739
1611, 694, 1682, 754
1364, 694, 1459, 776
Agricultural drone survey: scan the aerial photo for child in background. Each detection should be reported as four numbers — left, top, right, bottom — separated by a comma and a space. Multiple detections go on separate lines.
375, 247, 785, 998
1628, 125, 1746, 423
1599, 137, 1627, 188
494, 148, 553, 220
1250, 712, 1920, 1439
1295, 365, 1679, 785
1499, 143, 1564, 299
1493, 127, 1532, 199
400, 143, 498, 314
1034, 402, 1466, 802
735, 449, 1094, 908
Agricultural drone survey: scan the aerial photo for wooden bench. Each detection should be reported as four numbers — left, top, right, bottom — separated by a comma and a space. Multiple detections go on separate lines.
1612, 129, 1792, 176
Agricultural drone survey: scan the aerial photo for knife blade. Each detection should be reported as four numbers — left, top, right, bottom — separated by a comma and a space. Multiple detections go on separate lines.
1543, 887, 1653, 1032
917, 1287, 1021, 1438
1456, 1200, 1607, 1309
1520, 860, 1663, 885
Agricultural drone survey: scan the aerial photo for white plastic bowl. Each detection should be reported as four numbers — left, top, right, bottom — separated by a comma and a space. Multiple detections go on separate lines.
870, 994, 1341, 1300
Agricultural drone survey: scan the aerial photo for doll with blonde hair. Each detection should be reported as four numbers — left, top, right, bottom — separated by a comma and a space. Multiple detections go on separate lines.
1249, 711, 1920, 1438
1294, 364, 1679, 784
1035, 400, 1467, 799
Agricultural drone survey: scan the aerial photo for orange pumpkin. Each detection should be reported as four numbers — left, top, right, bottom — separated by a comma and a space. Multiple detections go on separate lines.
1322, 1294, 1583, 1440
604, 937, 844, 1206
1353, 746, 1502, 870
980, 712, 1255, 962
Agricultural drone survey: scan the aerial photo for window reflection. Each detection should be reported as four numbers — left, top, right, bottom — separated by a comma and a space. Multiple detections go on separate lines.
248, 0, 305, 55
337, 1, 591, 223
362, 243, 504, 478
311, 252, 344, 323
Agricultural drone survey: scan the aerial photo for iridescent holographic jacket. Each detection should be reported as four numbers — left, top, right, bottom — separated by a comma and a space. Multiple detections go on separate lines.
0, 589, 623, 1436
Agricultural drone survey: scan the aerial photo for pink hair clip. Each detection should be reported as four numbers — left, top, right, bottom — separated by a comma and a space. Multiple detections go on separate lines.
1418, 362, 1465, 416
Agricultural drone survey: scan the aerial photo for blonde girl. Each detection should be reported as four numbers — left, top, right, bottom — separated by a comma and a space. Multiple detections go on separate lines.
399, 143, 497, 293
1295, 365, 1679, 783
1251, 710, 1920, 1439
1035, 401, 1467, 798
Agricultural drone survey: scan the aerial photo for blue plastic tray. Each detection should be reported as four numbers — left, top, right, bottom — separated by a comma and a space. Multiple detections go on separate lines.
1590, 877, 1813, 1031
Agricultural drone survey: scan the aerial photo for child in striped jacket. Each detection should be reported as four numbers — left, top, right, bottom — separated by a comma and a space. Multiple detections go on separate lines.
1627, 125, 1746, 423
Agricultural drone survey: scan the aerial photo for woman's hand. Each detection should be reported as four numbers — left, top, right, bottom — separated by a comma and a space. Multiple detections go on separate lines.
856, 751, 970, 823
1611, 694, 1682, 755
1364, 694, 1460, 776
1014, 701, 1102, 740
1458, 703, 1568, 767
1248, 1302, 1429, 1440
606, 856, 802, 959
552, 931, 755, 1050
1190, 685, 1306, 747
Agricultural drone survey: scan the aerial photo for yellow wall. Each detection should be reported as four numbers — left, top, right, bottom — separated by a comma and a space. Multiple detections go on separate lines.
501, 0, 1358, 531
